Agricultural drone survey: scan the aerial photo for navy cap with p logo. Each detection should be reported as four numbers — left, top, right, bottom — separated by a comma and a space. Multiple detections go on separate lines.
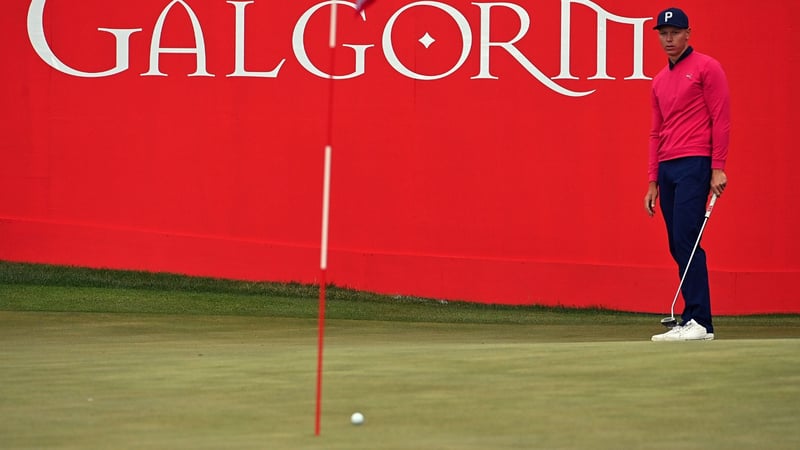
653, 7, 690, 29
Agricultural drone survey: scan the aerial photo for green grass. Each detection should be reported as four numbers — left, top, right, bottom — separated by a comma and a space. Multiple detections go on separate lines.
2, 261, 798, 329
0, 260, 650, 324
1, 261, 799, 449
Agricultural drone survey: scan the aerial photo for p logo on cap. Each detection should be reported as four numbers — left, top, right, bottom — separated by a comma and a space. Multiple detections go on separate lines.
653, 7, 689, 29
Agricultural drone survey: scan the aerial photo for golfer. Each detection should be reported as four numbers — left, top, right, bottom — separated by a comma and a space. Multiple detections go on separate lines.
645, 7, 731, 341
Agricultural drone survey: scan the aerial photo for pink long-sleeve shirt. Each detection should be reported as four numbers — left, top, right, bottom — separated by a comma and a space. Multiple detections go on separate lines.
648, 48, 731, 182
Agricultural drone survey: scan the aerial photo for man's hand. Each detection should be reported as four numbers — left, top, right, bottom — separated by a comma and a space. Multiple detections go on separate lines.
711, 169, 728, 197
644, 182, 658, 217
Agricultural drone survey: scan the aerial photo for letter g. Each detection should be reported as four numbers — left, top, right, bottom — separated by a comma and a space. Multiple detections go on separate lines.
27, 0, 142, 77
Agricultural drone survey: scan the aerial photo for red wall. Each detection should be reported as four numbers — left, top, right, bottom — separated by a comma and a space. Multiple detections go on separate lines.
2, 0, 798, 314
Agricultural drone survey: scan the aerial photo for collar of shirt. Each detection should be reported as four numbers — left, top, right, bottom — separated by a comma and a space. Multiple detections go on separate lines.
669, 46, 694, 70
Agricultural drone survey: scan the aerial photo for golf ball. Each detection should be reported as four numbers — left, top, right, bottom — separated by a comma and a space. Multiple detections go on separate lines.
350, 412, 364, 425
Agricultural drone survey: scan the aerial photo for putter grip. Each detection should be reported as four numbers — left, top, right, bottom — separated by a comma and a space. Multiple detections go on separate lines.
705, 194, 718, 217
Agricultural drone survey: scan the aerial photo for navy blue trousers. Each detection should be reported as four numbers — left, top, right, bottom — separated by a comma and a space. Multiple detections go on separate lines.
657, 157, 714, 333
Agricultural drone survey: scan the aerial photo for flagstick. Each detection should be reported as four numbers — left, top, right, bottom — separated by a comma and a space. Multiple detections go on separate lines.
315, 2, 337, 437
315, 145, 331, 436
329, 3, 338, 49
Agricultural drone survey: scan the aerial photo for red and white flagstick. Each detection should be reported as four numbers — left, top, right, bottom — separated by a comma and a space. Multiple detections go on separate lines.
314, 145, 331, 436
315, 1, 337, 437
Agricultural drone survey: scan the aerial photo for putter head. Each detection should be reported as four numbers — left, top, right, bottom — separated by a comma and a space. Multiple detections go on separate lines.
660, 317, 678, 328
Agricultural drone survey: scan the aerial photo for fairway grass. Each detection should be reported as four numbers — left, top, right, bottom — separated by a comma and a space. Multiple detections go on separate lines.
1, 312, 798, 450
2, 262, 799, 448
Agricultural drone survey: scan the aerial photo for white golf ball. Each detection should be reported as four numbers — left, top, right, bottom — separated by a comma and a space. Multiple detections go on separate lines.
350, 412, 365, 425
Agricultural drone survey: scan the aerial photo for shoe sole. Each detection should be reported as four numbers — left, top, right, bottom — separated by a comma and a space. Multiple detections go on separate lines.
651, 333, 714, 342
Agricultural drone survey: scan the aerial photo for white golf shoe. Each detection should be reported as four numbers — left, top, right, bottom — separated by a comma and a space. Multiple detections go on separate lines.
651, 319, 714, 341
651, 324, 682, 341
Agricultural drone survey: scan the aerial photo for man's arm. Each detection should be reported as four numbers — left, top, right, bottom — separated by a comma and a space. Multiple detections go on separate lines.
646, 87, 663, 216
704, 58, 731, 196
644, 182, 659, 217
704, 58, 731, 171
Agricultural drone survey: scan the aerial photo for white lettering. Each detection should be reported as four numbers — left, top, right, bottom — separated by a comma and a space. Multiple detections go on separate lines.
26, 0, 652, 94
142, 0, 213, 77
555, 0, 649, 81
472, 2, 591, 97
293, 1, 373, 79
227, 1, 286, 77
665, 11, 673, 22
27, 0, 141, 78
383, 1, 471, 80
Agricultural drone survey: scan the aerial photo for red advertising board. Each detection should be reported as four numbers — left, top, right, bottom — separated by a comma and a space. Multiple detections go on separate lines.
2, 0, 798, 314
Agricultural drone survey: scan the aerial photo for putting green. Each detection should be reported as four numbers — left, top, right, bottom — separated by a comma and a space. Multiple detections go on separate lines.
1, 312, 798, 449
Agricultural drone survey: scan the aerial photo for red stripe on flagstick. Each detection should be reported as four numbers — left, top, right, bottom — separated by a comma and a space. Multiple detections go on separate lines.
314, 268, 326, 436
315, 145, 332, 436
315, 2, 336, 434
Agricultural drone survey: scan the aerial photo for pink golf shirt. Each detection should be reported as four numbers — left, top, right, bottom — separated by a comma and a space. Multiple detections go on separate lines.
648, 49, 731, 182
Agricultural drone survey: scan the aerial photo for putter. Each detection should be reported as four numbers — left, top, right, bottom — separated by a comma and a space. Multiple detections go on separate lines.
661, 193, 719, 328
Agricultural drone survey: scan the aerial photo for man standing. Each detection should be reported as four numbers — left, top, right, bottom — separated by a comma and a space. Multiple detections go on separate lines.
645, 7, 730, 341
